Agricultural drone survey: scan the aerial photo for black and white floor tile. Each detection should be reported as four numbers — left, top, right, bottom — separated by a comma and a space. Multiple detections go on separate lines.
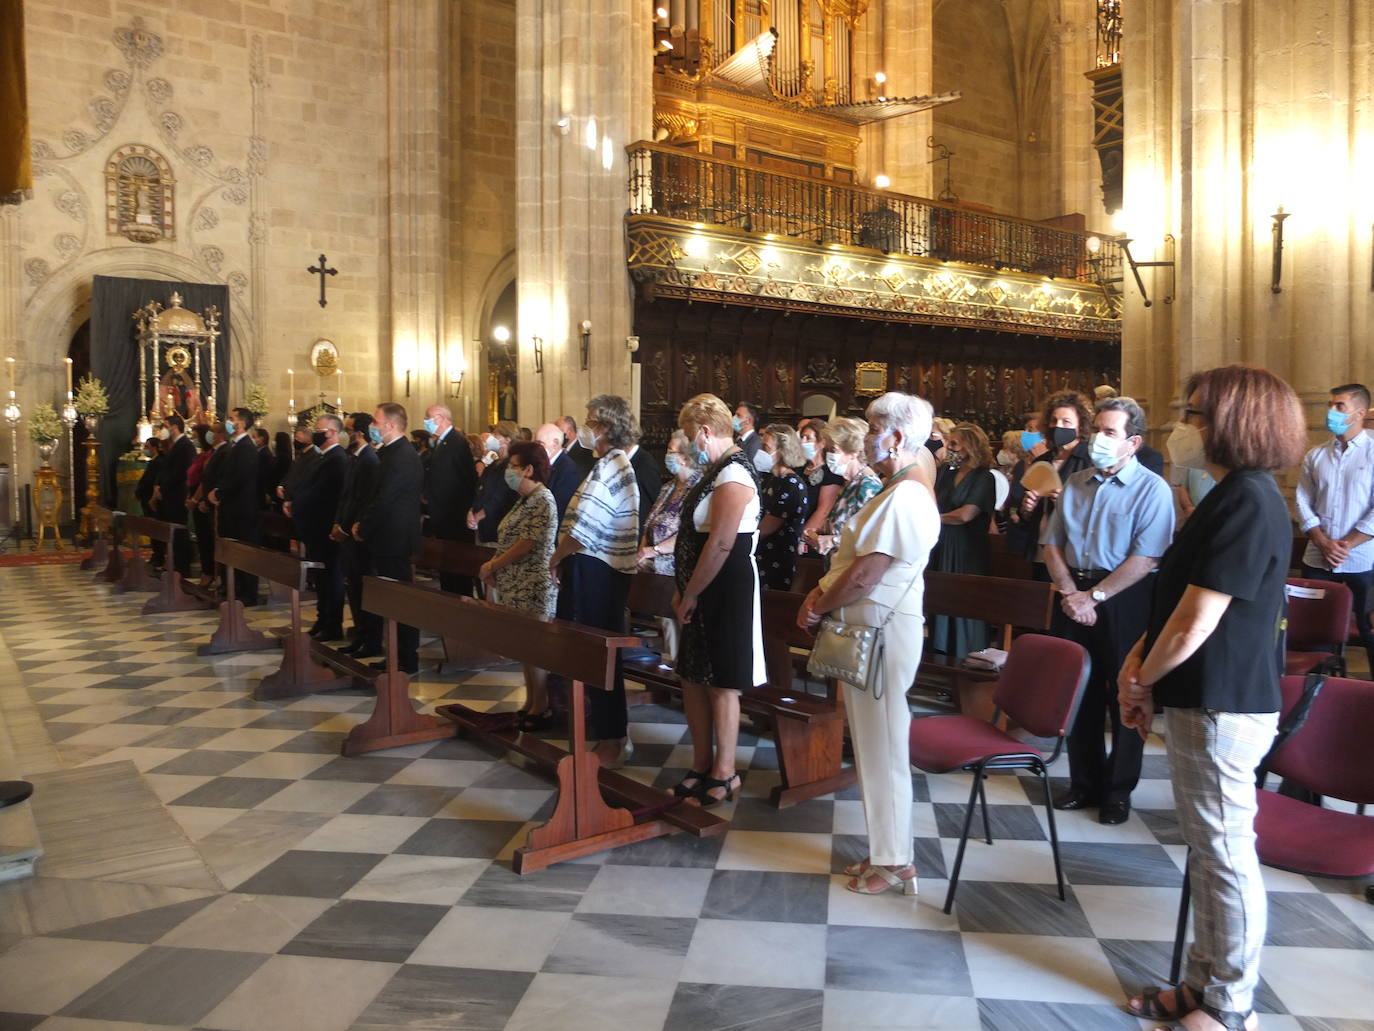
0, 565, 1371, 1030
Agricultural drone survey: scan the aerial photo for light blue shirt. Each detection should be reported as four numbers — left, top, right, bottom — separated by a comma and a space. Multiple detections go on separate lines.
1040, 456, 1176, 571
1295, 432, 1374, 573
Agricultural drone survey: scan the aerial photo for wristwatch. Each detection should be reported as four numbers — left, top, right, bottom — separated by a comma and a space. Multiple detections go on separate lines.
1090, 588, 1108, 603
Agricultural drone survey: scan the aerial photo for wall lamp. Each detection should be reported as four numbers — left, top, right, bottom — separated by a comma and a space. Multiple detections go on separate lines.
1089, 232, 1175, 307
449, 361, 464, 397
532, 336, 544, 374
1270, 206, 1290, 294
580, 320, 592, 371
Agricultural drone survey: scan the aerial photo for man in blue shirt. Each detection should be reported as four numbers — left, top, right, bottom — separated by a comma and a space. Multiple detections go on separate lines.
1041, 397, 1176, 824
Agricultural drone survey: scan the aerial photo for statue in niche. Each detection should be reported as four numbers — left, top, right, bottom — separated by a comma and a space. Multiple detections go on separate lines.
156, 346, 201, 419
802, 355, 840, 384
105, 144, 176, 244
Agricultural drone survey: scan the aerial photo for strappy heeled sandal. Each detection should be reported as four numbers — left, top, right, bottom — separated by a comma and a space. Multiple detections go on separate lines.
843, 857, 872, 877
690, 772, 740, 808
845, 863, 918, 896
671, 770, 709, 799
1187, 1003, 1255, 1031
1125, 984, 1200, 1021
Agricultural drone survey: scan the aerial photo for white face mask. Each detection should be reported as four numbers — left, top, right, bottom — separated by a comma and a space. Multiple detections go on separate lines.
825, 451, 847, 475
483, 434, 501, 453
753, 449, 775, 474
158, 428, 171, 440
577, 425, 599, 450
997, 450, 1016, 468
865, 432, 893, 467
1167, 422, 1207, 470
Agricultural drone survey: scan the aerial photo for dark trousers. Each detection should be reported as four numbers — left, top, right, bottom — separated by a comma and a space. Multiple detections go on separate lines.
554, 553, 632, 741
306, 535, 344, 631
162, 503, 191, 577
362, 552, 418, 668
1300, 564, 1374, 672
143, 500, 166, 567
192, 506, 215, 577
1054, 574, 1152, 805
220, 516, 260, 604
340, 537, 369, 637
430, 527, 478, 597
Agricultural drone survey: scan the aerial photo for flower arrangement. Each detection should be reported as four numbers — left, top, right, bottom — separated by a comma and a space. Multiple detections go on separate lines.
243, 382, 270, 419
28, 402, 63, 443
74, 373, 109, 416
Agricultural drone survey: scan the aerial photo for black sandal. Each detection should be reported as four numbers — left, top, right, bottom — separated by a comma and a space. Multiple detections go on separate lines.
1194, 1002, 1254, 1031
672, 770, 709, 799
690, 772, 741, 808
516, 708, 556, 733
1126, 984, 1200, 1021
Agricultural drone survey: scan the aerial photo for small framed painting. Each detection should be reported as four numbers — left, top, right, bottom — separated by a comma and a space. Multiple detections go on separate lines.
854, 361, 888, 396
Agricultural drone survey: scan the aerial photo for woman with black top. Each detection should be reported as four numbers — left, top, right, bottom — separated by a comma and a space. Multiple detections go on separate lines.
1118, 366, 1307, 1031
757, 423, 810, 590
928, 422, 996, 659
1006, 391, 1094, 578
798, 418, 843, 530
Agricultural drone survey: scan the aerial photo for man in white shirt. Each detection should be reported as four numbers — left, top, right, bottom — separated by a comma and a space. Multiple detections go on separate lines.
1296, 382, 1374, 670
734, 402, 761, 464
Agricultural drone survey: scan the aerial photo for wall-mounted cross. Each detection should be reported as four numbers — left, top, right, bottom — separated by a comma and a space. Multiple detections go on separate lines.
307, 253, 338, 308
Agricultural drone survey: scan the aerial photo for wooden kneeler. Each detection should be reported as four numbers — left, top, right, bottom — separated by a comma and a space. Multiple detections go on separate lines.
111, 513, 160, 594
354, 577, 728, 872
98, 519, 127, 585
122, 516, 212, 615
197, 537, 279, 656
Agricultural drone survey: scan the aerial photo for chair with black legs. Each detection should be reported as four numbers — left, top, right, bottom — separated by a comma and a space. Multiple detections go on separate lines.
1283, 578, 1353, 677
908, 633, 1091, 913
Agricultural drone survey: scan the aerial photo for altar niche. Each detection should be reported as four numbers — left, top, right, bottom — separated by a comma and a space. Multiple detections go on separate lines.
133, 292, 221, 423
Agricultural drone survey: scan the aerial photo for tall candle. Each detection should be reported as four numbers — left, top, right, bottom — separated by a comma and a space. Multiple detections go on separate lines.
6, 356, 13, 397
65, 357, 73, 396
288, 367, 294, 404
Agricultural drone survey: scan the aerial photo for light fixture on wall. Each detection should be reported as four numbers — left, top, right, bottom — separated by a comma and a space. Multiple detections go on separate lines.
1089, 231, 1175, 308
1270, 206, 1290, 294
580, 321, 592, 371
532, 336, 544, 374
872, 71, 887, 102
873, 174, 890, 189
449, 356, 465, 397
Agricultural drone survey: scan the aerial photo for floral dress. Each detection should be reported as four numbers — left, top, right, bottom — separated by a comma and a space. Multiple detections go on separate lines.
641, 474, 701, 574
493, 485, 558, 618
822, 468, 882, 540
759, 470, 809, 589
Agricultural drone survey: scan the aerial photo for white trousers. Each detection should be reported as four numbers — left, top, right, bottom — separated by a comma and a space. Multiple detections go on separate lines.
841, 609, 923, 867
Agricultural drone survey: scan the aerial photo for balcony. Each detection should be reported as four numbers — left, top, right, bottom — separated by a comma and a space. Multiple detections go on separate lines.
625, 143, 1123, 340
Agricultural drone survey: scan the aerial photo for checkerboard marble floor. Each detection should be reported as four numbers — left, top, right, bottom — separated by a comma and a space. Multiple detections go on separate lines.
0, 564, 1371, 1031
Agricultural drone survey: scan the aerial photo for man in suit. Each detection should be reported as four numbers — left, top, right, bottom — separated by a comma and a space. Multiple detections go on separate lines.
734, 402, 762, 464
422, 402, 477, 594
352, 403, 423, 673
292, 414, 349, 640
560, 413, 596, 476
625, 421, 662, 528
209, 407, 264, 605
536, 422, 583, 523
154, 414, 197, 578
194, 422, 228, 585
252, 427, 275, 509
335, 413, 380, 649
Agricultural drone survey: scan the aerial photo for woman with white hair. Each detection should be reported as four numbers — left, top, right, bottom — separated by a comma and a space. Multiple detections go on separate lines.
798, 392, 940, 896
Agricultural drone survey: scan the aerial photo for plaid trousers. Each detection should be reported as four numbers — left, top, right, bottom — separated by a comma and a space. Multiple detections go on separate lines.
1166, 706, 1279, 1014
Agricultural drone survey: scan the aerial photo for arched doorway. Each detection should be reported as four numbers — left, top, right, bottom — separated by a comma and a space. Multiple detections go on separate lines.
485, 281, 518, 427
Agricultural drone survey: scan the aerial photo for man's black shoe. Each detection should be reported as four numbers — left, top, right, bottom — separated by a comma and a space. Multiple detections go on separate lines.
309, 626, 343, 641
1099, 800, 1131, 825
349, 647, 384, 661
1052, 790, 1098, 811
370, 659, 420, 676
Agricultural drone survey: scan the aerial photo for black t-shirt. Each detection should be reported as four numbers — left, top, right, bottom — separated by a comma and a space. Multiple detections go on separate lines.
1145, 468, 1290, 712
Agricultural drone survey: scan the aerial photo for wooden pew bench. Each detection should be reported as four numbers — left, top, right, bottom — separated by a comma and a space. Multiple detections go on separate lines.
412, 537, 503, 673
622, 572, 855, 809
107, 511, 160, 594
351, 577, 728, 872
121, 515, 213, 615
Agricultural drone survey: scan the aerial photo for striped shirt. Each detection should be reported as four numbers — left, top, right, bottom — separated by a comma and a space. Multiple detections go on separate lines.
1296, 432, 1374, 573
561, 448, 641, 573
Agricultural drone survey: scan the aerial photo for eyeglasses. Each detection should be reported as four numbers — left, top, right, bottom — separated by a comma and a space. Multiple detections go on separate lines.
1183, 408, 1205, 419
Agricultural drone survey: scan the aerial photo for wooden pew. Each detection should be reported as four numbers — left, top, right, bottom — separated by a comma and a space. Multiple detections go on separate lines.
109, 512, 160, 594
200, 538, 353, 701
197, 537, 282, 656
80, 507, 115, 571
121, 515, 212, 615
412, 537, 503, 672
262, 511, 305, 604
622, 571, 856, 808
354, 577, 728, 872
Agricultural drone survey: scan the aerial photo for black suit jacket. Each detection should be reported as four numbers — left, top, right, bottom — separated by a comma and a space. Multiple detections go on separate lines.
282, 448, 320, 503
202, 443, 229, 496
1137, 443, 1165, 477
256, 446, 275, 508
359, 437, 423, 560
628, 446, 661, 527
217, 436, 263, 541
545, 449, 584, 524
293, 445, 348, 546
737, 430, 762, 464
425, 428, 477, 539
335, 444, 379, 529
137, 454, 162, 509
566, 441, 596, 477
157, 434, 196, 516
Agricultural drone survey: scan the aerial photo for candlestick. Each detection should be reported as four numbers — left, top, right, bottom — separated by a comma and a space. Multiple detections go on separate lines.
6, 356, 13, 394
65, 356, 73, 396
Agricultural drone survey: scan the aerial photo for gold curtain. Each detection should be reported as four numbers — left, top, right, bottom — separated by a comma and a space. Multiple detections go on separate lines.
0, 0, 31, 203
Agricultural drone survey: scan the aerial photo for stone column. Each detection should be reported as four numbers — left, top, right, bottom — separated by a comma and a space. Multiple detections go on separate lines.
515, 0, 652, 422
856, 0, 934, 198
385, 0, 447, 412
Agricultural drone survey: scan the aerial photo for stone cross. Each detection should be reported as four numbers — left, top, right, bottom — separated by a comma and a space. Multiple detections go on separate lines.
307, 254, 338, 308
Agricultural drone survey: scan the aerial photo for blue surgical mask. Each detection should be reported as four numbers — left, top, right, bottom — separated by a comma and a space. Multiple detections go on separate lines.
1327, 409, 1352, 436
664, 453, 681, 476
801, 440, 817, 460
691, 434, 711, 466
1088, 432, 1124, 469
224, 419, 235, 434
503, 468, 523, 491
1020, 431, 1043, 452
423, 417, 439, 435
367, 426, 383, 445
731, 416, 743, 434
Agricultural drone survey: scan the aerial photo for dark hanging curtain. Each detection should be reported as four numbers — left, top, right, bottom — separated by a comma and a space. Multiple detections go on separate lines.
89, 276, 231, 505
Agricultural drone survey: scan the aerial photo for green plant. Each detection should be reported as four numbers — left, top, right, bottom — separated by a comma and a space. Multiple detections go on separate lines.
28, 402, 63, 443
74, 373, 109, 416
243, 382, 270, 418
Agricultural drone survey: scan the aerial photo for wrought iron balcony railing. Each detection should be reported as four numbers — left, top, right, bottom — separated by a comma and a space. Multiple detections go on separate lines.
627, 143, 1121, 286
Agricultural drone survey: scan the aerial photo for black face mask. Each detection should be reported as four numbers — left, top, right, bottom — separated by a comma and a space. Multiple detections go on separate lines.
311, 431, 327, 448
1049, 426, 1078, 449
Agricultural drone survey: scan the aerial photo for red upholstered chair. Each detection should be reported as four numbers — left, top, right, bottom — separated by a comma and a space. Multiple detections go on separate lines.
1284, 578, 1353, 677
908, 633, 1091, 914
1169, 674, 1374, 982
